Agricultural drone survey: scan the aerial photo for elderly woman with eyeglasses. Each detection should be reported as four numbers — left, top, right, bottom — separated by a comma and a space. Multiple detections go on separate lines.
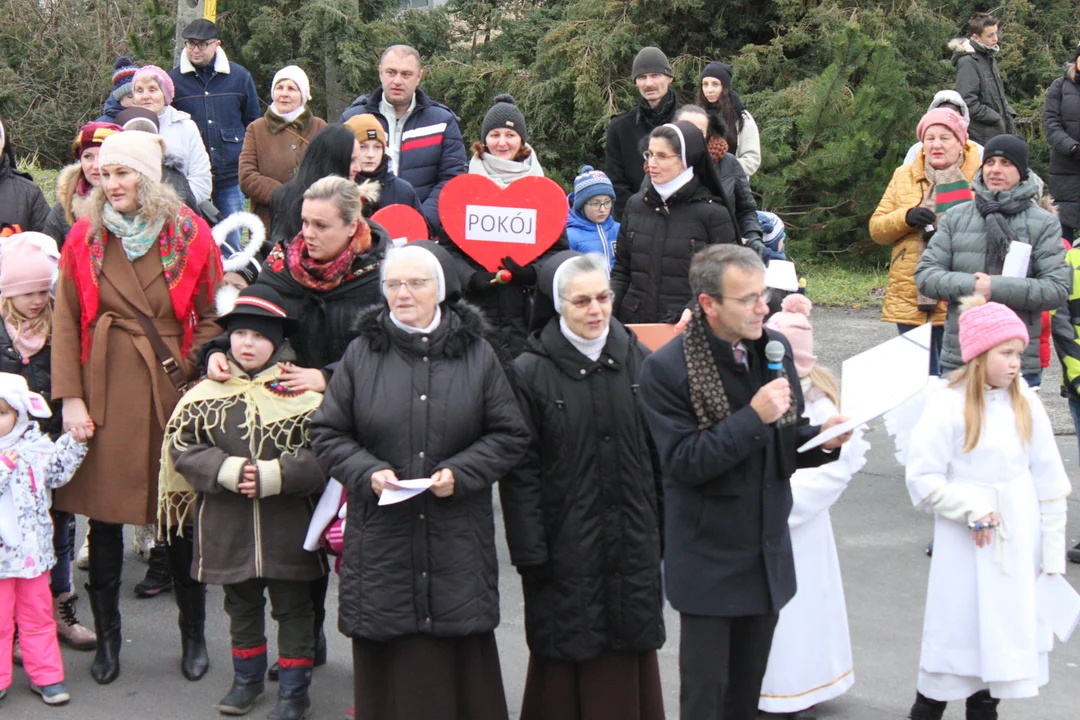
610, 120, 762, 325
501, 251, 666, 720
310, 241, 530, 720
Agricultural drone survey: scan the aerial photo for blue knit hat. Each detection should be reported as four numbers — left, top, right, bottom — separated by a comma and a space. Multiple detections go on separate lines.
571, 165, 616, 213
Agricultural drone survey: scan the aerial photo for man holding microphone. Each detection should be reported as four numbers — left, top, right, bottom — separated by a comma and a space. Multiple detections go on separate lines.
639, 245, 852, 720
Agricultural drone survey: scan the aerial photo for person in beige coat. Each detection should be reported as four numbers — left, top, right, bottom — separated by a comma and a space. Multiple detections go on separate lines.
50, 130, 223, 686
238, 66, 326, 236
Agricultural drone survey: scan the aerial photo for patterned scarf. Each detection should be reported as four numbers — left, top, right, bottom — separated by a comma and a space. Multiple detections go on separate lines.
707, 135, 729, 165
683, 306, 732, 429
158, 358, 323, 531
102, 203, 167, 262
920, 156, 971, 216
60, 206, 221, 363
285, 221, 373, 292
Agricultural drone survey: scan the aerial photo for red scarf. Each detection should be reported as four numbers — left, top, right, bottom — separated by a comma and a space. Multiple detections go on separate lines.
61, 206, 221, 363
284, 221, 373, 292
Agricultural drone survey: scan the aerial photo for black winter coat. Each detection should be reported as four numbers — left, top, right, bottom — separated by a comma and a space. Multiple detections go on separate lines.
0, 323, 61, 437
605, 92, 680, 222
639, 328, 831, 616
502, 319, 665, 662
309, 303, 530, 641
611, 177, 740, 324
1044, 69, 1080, 229
952, 39, 1015, 145
0, 156, 49, 233
717, 153, 763, 243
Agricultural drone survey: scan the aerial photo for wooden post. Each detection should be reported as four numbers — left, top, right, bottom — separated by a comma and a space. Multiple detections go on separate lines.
174, 0, 208, 67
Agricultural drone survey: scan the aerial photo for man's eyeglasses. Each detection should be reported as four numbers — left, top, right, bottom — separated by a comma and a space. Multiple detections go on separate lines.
561, 291, 614, 309
713, 289, 772, 309
184, 40, 216, 51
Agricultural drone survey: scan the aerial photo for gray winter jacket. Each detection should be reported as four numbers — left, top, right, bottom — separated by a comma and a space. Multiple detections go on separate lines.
951, 38, 1016, 145
915, 173, 1069, 375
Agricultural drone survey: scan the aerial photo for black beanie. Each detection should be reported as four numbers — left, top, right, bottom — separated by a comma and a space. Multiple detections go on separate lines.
226, 315, 285, 353
982, 133, 1029, 179
701, 61, 733, 90
631, 46, 673, 80
221, 285, 296, 353
481, 94, 528, 145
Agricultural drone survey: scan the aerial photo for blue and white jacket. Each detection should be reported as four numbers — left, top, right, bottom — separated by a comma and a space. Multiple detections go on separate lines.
341, 88, 467, 231
169, 47, 261, 187
565, 193, 619, 270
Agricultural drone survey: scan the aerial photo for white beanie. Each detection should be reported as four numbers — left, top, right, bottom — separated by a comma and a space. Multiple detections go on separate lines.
98, 131, 164, 184
272, 66, 311, 108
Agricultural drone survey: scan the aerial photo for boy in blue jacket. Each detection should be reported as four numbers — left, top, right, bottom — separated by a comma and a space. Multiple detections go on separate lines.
566, 166, 619, 269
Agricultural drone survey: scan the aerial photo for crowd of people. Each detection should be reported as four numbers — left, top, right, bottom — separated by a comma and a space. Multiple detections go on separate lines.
0, 10, 1075, 720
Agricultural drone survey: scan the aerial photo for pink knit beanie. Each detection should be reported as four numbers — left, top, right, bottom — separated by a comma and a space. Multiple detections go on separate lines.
958, 296, 1029, 363
0, 236, 54, 297
765, 293, 816, 378
917, 108, 968, 146
133, 65, 175, 106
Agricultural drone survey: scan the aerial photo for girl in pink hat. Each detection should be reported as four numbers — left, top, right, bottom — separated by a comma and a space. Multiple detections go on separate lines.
903, 295, 1071, 720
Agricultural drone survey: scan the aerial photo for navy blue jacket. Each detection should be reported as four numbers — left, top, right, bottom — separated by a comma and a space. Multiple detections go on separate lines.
340, 88, 466, 230
169, 50, 260, 186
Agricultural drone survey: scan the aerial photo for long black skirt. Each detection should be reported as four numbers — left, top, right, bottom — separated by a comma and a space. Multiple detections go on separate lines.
352, 632, 508, 720
519, 650, 665, 720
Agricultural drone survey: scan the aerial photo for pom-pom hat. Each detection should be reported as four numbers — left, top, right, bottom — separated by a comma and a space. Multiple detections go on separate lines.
481, 94, 528, 145
110, 56, 138, 103
958, 295, 1029, 363
571, 166, 616, 214
765, 294, 816, 378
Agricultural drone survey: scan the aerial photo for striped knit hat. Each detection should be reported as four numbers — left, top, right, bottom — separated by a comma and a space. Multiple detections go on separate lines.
110, 56, 139, 103
571, 165, 615, 213
71, 121, 122, 160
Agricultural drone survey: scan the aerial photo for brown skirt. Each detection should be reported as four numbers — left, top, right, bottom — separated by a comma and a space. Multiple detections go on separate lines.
519, 650, 665, 720
352, 632, 509, 720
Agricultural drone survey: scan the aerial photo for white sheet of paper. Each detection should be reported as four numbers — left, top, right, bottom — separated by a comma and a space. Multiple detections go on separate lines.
765, 260, 799, 292
303, 478, 343, 551
1001, 241, 1032, 279
798, 323, 931, 452
1036, 573, 1080, 643
378, 478, 435, 506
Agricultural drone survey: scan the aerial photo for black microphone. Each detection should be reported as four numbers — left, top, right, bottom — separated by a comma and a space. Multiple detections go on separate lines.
764, 340, 786, 381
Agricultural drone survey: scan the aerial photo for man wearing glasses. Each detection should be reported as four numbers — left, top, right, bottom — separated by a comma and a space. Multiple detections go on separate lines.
169, 19, 260, 250
639, 245, 851, 720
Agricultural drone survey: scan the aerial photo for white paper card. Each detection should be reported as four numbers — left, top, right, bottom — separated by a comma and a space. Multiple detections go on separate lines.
1001, 241, 1032, 279
1036, 573, 1080, 643
799, 323, 931, 452
303, 478, 343, 551
378, 478, 435, 506
765, 260, 799, 292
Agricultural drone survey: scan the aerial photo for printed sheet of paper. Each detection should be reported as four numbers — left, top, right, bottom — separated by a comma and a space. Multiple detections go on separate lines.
378, 478, 435, 506
798, 323, 931, 452
1001, 241, 1032, 279
1036, 572, 1080, 643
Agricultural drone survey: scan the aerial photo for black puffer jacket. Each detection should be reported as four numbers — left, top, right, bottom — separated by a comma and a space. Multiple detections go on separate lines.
502, 319, 664, 662
0, 155, 49, 232
611, 176, 740, 324
310, 303, 530, 641
0, 323, 61, 437
1044, 67, 1080, 229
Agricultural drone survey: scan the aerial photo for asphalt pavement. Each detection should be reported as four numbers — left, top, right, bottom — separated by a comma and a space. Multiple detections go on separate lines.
2, 307, 1078, 719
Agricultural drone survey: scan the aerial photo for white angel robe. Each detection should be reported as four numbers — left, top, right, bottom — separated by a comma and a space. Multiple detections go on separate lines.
758, 392, 870, 713
906, 382, 1071, 701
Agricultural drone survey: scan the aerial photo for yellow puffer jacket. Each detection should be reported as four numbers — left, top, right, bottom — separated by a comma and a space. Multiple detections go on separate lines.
869, 143, 981, 325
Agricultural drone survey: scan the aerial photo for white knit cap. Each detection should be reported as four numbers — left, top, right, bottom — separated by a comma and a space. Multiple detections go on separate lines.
272, 66, 311, 107
98, 130, 164, 184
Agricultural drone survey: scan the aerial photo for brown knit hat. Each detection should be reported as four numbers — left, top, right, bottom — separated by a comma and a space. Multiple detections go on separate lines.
344, 114, 387, 147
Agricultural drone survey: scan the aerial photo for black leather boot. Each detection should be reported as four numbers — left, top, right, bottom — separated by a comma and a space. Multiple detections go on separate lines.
167, 527, 209, 680
86, 581, 121, 684
965, 690, 999, 720
908, 692, 947, 720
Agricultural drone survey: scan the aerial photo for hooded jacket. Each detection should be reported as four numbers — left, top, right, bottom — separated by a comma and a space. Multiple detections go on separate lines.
564, 196, 619, 269
915, 172, 1069, 375
951, 38, 1016, 145
309, 302, 530, 641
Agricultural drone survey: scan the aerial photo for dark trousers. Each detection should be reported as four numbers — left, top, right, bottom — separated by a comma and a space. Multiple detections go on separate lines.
679, 612, 778, 720
49, 510, 75, 596
224, 578, 314, 661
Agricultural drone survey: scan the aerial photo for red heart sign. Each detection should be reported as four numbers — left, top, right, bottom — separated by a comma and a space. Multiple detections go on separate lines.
438, 174, 568, 272
371, 204, 429, 246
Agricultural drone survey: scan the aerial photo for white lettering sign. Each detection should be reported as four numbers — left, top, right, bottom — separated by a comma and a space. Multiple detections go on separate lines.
465, 205, 537, 244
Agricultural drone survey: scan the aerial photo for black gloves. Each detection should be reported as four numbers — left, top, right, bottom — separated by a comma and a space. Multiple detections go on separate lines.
905, 207, 937, 228
498, 256, 538, 286
1070, 144, 1080, 159
468, 271, 498, 293
744, 237, 767, 259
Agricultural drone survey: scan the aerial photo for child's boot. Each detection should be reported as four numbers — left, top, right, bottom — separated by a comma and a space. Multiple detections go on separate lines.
965, 690, 999, 720
268, 662, 312, 720
31, 683, 70, 706
216, 646, 266, 716
908, 692, 947, 720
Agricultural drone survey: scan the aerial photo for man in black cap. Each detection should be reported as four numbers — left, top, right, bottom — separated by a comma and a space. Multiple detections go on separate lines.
168, 19, 260, 250
605, 46, 680, 221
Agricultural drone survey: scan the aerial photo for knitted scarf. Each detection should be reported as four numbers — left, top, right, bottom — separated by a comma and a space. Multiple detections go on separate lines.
4, 320, 46, 360
975, 182, 1035, 274
468, 149, 545, 189
920, 157, 971, 216
60, 206, 219, 363
636, 90, 677, 130
158, 358, 323, 531
102, 203, 167, 262
683, 306, 732, 429
285, 221, 373, 292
